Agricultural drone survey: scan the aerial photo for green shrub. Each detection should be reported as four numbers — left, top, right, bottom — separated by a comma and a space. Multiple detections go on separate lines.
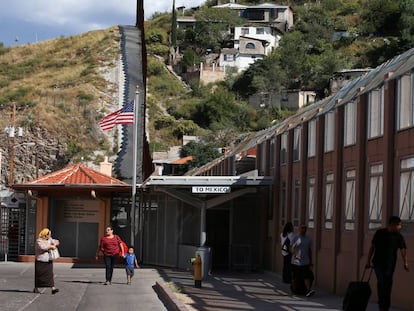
147, 59, 165, 76
154, 115, 176, 129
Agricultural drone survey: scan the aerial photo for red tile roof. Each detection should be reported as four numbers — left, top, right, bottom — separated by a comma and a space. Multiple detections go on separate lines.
170, 156, 193, 165
23, 163, 129, 186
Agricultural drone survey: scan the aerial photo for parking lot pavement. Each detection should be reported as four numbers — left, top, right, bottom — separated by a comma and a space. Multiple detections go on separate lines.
0, 262, 167, 311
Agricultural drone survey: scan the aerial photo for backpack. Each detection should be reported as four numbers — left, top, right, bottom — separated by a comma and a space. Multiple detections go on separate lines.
117, 236, 128, 257
281, 236, 291, 256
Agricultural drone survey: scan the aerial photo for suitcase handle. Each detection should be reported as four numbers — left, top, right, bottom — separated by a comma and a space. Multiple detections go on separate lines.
360, 267, 373, 282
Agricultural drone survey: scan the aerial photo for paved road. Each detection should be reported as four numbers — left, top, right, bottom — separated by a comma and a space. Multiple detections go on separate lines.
0, 262, 166, 311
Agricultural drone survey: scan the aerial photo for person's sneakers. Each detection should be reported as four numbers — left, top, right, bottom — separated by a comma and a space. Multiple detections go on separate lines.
51, 288, 59, 294
104, 281, 109, 285
33, 288, 40, 293
306, 289, 315, 297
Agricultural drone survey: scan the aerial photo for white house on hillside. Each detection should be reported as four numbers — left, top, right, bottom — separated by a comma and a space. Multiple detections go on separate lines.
234, 26, 281, 53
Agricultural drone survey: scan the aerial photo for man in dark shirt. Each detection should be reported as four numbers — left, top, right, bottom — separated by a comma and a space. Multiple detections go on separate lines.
366, 216, 409, 311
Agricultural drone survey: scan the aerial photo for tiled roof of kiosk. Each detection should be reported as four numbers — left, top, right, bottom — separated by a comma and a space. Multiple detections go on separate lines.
23, 163, 129, 185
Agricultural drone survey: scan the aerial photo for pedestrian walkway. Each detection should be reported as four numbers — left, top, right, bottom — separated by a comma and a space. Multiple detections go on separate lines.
0, 262, 408, 311
157, 269, 407, 311
0, 262, 166, 311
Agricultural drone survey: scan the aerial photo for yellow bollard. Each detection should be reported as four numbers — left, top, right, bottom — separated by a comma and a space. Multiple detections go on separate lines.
193, 254, 202, 288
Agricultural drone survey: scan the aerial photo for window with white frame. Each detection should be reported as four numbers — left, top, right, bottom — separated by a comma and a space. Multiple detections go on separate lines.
293, 179, 300, 227
241, 28, 249, 35
344, 170, 356, 230
325, 174, 334, 229
399, 157, 414, 221
324, 111, 335, 152
308, 119, 316, 158
256, 28, 265, 34
293, 126, 301, 161
308, 177, 315, 228
344, 101, 356, 146
224, 54, 235, 62
397, 73, 414, 130
280, 132, 287, 165
367, 87, 384, 138
325, 173, 334, 229
368, 164, 383, 229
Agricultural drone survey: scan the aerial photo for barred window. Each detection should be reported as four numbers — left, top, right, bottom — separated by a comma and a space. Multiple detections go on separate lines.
307, 177, 315, 228
325, 173, 334, 229
367, 87, 384, 138
308, 119, 316, 158
280, 132, 288, 165
293, 126, 301, 161
324, 111, 335, 152
344, 170, 356, 230
344, 101, 356, 146
369, 164, 383, 229
399, 158, 414, 221
397, 73, 414, 130
293, 179, 300, 227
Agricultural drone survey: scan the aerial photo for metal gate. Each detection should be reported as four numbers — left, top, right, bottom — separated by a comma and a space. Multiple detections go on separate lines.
0, 204, 24, 261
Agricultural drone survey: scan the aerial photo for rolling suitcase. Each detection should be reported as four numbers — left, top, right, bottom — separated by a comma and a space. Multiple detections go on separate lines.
342, 268, 373, 311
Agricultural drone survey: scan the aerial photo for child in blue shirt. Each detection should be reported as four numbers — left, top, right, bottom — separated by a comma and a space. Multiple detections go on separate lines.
125, 246, 139, 284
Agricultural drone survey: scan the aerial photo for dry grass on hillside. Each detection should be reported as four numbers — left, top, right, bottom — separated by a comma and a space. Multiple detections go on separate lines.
0, 26, 121, 160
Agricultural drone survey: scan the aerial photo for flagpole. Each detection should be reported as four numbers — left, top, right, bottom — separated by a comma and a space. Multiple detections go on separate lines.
131, 87, 139, 247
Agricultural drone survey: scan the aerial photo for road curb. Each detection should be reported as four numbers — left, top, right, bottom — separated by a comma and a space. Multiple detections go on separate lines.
153, 281, 189, 311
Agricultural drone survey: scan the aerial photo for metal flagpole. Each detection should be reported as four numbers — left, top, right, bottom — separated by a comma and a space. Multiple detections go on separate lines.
130, 87, 140, 246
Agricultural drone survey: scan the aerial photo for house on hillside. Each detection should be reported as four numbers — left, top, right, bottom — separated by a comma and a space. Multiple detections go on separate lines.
243, 3, 294, 32
176, 2, 291, 74
248, 89, 317, 110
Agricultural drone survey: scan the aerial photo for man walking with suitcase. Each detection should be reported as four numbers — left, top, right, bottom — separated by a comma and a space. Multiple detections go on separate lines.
366, 216, 409, 311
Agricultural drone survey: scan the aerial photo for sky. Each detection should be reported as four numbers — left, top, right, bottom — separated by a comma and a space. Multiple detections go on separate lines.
0, 0, 204, 47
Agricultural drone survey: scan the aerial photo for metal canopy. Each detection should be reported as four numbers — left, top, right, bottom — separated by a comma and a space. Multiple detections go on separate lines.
141, 175, 274, 187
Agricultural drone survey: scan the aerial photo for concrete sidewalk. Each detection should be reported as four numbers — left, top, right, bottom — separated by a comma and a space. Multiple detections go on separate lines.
156, 269, 407, 311
0, 262, 408, 311
0, 262, 167, 311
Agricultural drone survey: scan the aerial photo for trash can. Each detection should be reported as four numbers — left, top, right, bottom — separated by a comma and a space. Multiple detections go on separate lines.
195, 246, 211, 279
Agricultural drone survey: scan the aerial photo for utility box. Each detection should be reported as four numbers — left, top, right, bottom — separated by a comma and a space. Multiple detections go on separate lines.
195, 246, 211, 279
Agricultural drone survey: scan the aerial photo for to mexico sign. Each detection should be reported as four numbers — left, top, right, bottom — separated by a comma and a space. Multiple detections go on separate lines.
192, 186, 231, 194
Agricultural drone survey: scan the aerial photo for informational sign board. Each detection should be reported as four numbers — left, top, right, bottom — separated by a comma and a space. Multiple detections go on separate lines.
192, 186, 231, 194
57, 200, 100, 223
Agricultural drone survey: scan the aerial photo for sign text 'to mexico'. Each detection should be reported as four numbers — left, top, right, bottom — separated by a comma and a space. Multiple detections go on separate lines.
192, 186, 231, 194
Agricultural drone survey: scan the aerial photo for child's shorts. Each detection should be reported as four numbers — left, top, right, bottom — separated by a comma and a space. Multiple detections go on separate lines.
126, 266, 134, 276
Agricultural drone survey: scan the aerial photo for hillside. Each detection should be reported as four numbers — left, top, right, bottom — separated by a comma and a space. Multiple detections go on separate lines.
0, 27, 122, 185
1, 0, 413, 184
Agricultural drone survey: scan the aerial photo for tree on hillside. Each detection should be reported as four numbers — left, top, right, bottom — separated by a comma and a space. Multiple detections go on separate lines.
359, 0, 401, 36
192, 86, 239, 128
179, 140, 222, 173
232, 53, 286, 98
188, 7, 246, 52
399, 0, 414, 49
276, 31, 310, 90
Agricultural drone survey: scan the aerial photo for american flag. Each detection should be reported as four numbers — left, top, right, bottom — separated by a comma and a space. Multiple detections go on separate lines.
99, 100, 135, 131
